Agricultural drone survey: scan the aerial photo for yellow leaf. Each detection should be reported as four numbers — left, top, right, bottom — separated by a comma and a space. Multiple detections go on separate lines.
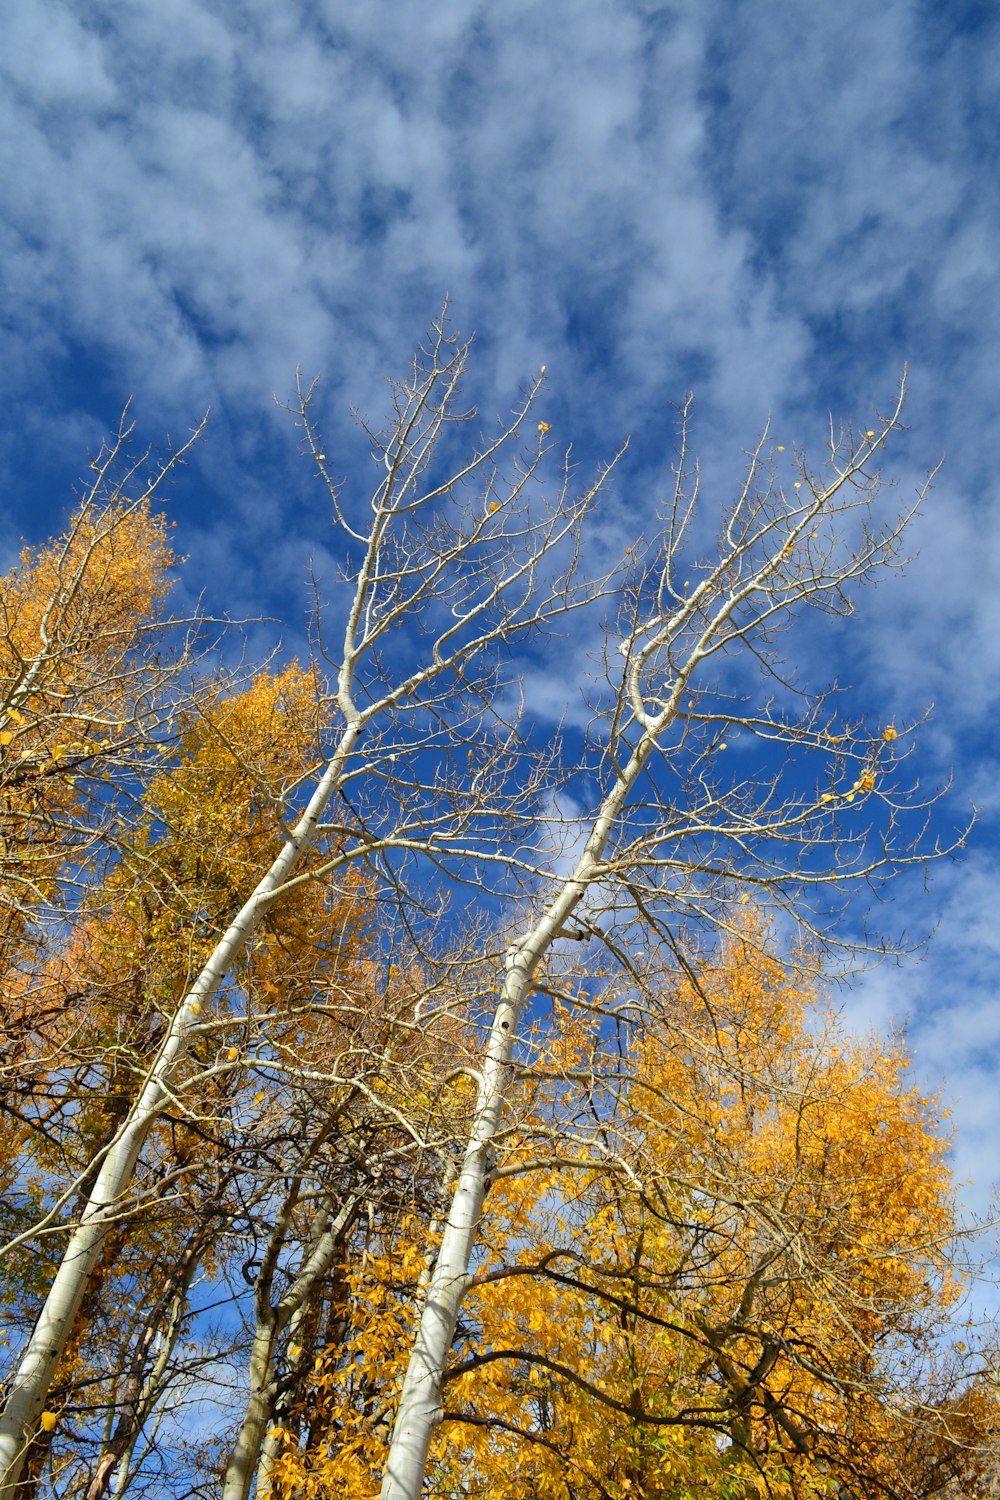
40, 1411, 57, 1433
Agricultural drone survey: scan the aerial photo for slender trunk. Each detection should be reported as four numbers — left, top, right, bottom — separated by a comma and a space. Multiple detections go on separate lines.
10, 1230, 131, 1500
223, 1325, 280, 1500
380, 731, 666, 1500
8, 1421, 53, 1500
251, 1302, 311, 1500
378, 962, 531, 1500
253, 1237, 357, 1498
84, 1235, 204, 1500
0, 732, 359, 1497
222, 1196, 359, 1500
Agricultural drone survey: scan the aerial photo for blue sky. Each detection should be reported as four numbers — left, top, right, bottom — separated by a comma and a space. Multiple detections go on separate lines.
2, 1, 999, 1248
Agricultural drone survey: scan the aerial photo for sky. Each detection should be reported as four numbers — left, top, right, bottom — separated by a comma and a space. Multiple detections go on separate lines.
2, 0, 999, 1272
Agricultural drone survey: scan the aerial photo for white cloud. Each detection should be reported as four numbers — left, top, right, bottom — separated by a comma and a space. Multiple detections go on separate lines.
1, 0, 998, 1269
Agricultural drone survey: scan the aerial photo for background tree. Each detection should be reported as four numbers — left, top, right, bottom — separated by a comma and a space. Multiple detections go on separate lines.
0, 420, 220, 1495
264, 916, 990, 1500
0, 411, 205, 956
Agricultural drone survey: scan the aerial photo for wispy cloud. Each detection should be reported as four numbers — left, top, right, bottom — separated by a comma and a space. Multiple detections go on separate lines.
2, 0, 998, 1227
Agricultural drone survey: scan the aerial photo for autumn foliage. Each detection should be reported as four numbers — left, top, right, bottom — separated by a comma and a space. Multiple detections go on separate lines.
260, 921, 993, 1500
0, 357, 993, 1500
0, 462, 375, 1496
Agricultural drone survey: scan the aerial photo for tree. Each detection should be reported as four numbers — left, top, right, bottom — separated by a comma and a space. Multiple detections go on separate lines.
0, 318, 608, 1491
0, 422, 222, 1498
1, 650, 378, 1499
262, 916, 988, 1500
0, 320, 967, 1497
0, 411, 204, 951
34, 668, 376, 1500
380, 384, 961, 1499
0, 412, 216, 1297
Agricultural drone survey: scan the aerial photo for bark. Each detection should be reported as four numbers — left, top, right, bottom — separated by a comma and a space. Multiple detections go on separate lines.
380, 730, 672, 1499
0, 730, 360, 1497
84, 1236, 204, 1500
222, 1195, 360, 1500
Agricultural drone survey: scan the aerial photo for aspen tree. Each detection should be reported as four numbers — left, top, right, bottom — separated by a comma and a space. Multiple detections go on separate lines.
0, 325, 960, 1498
0, 317, 612, 1493
380, 385, 961, 1500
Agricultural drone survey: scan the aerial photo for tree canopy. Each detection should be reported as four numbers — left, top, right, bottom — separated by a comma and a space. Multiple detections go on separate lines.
0, 325, 990, 1500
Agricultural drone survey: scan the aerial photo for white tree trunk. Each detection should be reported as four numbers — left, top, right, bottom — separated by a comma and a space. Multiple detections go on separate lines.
222, 1326, 280, 1500
222, 1194, 359, 1500
0, 735, 358, 1497
380, 734, 661, 1500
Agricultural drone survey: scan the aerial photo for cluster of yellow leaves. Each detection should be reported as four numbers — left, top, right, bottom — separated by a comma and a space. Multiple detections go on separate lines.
0, 498, 390, 1495
262, 914, 979, 1500
608, 922, 963, 1498
265, 1221, 433, 1500
0, 499, 182, 1345
2, 499, 172, 670
0, 499, 175, 964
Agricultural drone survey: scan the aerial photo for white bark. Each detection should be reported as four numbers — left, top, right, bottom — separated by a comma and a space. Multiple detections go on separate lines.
0, 319, 604, 1493
380, 733, 668, 1498
380, 383, 941, 1499
0, 737, 358, 1496
222, 1194, 359, 1500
